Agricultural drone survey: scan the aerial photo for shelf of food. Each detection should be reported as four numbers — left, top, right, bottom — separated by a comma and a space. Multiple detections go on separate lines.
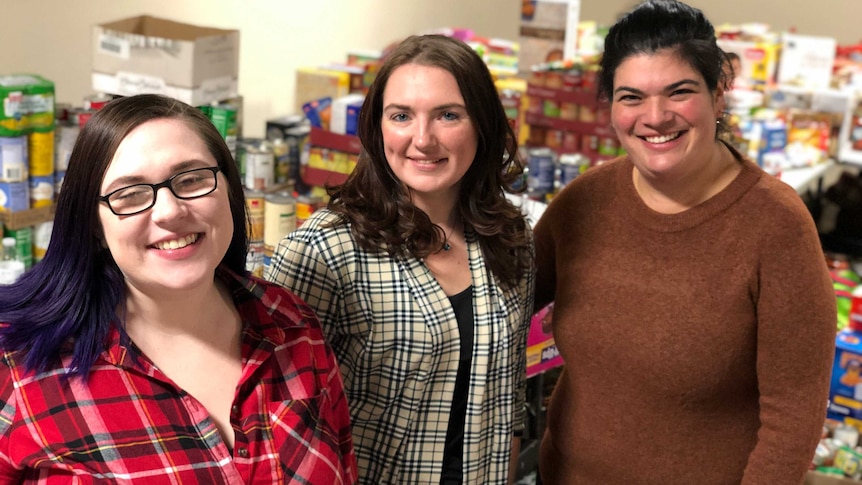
526, 84, 603, 107
524, 112, 615, 137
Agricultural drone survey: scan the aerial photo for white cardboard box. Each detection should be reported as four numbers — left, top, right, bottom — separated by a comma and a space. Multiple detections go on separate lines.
91, 15, 239, 105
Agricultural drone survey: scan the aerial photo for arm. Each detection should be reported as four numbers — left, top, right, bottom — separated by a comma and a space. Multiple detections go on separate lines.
741, 211, 836, 484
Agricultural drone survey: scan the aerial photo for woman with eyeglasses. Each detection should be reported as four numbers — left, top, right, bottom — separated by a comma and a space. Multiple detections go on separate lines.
0, 94, 357, 484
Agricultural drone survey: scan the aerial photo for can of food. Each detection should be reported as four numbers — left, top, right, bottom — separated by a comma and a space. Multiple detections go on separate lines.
54, 123, 79, 173
0, 181, 29, 212
558, 153, 591, 188
263, 190, 296, 252
295, 194, 321, 229
244, 187, 265, 243
29, 175, 54, 208
32, 221, 53, 263
246, 242, 265, 278
200, 103, 238, 161
0, 135, 28, 182
83, 93, 113, 111
578, 104, 597, 123
559, 102, 579, 121
527, 147, 555, 197
28, 128, 54, 177
242, 140, 274, 191
581, 134, 599, 154
271, 138, 290, 184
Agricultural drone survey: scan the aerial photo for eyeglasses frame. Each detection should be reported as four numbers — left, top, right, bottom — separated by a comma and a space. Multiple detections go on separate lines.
98, 166, 221, 216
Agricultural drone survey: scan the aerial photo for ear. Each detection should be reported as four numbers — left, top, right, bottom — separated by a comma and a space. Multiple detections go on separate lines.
713, 87, 727, 118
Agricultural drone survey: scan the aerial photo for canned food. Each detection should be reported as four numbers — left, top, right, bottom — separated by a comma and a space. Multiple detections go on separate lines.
527, 147, 555, 198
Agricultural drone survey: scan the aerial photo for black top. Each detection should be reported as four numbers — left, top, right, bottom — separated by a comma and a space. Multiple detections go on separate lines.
440, 285, 474, 485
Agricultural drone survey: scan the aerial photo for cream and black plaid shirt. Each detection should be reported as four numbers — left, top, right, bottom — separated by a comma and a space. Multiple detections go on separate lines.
266, 208, 535, 485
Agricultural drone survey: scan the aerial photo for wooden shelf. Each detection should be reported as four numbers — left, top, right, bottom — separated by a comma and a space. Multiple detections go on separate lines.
0, 204, 55, 230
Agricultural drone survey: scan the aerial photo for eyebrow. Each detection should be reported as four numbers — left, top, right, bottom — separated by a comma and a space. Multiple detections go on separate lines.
103, 159, 212, 191
613, 78, 701, 96
383, 102, 467, 112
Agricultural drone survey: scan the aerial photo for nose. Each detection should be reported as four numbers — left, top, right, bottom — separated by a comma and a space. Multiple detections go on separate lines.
642, 97, 673, 127
413, 118, 437, 150
150, 186, 187, 222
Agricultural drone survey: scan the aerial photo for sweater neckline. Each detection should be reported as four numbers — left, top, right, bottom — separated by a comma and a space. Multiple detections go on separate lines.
618, 154, 763, 233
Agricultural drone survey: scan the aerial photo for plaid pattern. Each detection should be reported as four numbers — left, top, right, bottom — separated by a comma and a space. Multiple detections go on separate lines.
265, 209, 535, 485
0, 269, 357, 484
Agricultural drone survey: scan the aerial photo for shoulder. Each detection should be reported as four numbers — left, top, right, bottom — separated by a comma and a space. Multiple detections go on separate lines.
744, 168, 816, 229
223, 270, 323, 333
287, 208, 358, 253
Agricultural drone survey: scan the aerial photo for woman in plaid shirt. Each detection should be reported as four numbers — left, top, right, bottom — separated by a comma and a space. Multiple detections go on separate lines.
266, 35, 536, 484
0, 94, 357, 484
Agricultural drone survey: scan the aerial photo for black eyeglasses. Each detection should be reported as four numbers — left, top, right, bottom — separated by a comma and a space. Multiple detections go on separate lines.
99, 166, 220, 216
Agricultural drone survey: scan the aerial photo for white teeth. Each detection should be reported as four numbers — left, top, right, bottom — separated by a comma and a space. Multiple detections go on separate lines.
154, 234, 198, 250
413, 158, 443, 164
644, 133, 681, 144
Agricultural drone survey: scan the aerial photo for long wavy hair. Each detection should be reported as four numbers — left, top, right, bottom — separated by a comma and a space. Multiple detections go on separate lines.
0, 94, 248, 376
598, 0, 732, 139
327, 34, 531, 289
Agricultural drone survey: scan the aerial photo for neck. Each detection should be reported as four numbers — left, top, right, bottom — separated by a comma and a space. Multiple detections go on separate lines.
123, 278, 238, 339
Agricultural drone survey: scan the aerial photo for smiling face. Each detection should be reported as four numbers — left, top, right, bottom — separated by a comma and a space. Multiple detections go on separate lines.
98, 118, 233, 298
610, 49, 725, 180
381, 63, 478, 211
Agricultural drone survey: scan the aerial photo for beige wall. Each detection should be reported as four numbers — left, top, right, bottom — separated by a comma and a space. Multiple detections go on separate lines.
1, 1, 856, 138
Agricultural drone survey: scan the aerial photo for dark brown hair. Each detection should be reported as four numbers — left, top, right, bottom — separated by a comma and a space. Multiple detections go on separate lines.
327, 34, 531, 288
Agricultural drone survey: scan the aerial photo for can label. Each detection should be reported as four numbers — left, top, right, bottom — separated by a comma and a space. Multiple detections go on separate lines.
242, 140, 274, 191
0, 136, 28, 182
29, 175, 54, 208
527, 148, 555, 195
55, 124, 79, 172
32, 221, 52, 262
244, 188, 265, 243
0, 181, 29, 212
263, 192, 296, 250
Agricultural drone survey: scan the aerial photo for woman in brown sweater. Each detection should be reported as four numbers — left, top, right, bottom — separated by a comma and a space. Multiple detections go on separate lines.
533, 1, 836, 483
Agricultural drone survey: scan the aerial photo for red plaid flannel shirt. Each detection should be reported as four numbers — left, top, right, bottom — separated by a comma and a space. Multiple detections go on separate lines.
0, 270, 357, 484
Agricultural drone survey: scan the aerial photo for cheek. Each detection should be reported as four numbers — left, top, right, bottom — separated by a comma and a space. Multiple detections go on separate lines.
610, 106, 636, 131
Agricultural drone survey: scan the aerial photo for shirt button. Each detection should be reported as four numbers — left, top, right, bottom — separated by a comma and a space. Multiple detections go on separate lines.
231, 405, 239, 415
237, 447, 249, 458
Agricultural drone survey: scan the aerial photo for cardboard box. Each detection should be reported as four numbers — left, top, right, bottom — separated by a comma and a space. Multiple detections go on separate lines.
805, 470, 859, 485
294, 67, 351, 114
518, 0, 581, 74
92, 15, 239, 105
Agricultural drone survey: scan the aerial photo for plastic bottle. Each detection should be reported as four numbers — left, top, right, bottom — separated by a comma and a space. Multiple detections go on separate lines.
0, 237, 25, 285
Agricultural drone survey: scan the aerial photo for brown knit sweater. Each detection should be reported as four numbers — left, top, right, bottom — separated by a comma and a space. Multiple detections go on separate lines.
533, 155, 836, 484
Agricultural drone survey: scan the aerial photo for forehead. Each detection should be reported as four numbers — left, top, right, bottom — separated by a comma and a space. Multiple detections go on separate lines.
615, 50, 703, 87
102, 118, 212, 182
383, 63, 464, 103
